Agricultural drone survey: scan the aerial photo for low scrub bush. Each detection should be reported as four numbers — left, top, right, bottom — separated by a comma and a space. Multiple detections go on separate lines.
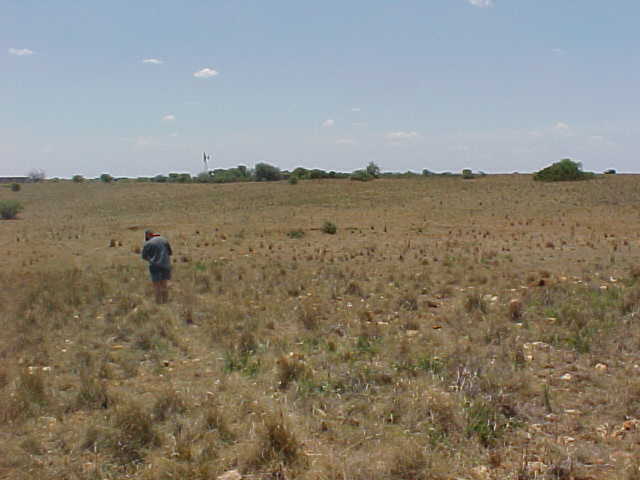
0, 200, 23, 219
10, 183, 20, 192
321, 221, 337, 234
350, 169, 374, 181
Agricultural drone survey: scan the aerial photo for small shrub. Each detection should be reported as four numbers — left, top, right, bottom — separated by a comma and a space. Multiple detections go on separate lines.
245, 413, 302, 470
350, 169, 373, 181
110, 401, 160, 462
462, 169, 474, 179
75, 374, 109, 410
277, 355, 307, 390
321, 221, 337, 235
288, 175, 299, 185
202, 404, 235, 442
0, 200, 24, 219
152, 389, 186, 422
100, 173, 114, 183
72, 174, 84, 183
10, 183, 20, 192
465, 400, 506, 447
287, 229, 305, 239
464, 292, 488, 314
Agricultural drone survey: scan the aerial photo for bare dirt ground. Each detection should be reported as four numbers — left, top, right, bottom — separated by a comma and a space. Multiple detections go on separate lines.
2, 174, 640, 479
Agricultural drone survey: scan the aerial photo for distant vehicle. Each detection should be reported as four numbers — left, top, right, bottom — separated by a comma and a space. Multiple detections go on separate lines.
604, 169, 617, 174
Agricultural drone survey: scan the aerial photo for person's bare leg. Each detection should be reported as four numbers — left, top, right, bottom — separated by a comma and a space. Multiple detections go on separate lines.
153, 282, 163, 304
160, 280, 169, 304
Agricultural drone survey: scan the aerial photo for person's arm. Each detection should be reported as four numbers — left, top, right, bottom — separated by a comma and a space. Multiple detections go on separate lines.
167, 242, 173, 256
142, 243, 151, 261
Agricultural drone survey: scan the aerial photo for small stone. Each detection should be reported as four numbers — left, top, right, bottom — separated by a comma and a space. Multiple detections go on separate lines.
595, 363, 608, 371
560, 373, 573, 381
217, 470, 242, 480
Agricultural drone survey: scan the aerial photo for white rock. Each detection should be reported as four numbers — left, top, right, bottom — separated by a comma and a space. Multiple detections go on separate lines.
217, 470, 242, 480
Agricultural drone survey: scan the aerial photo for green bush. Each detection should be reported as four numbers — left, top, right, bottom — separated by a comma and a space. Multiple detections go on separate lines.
462, 169, 474, 179
72, 175, 84, 183
288, 175, 299, 185
100, 173, 113, 183
350, 170, 373, 182
0, 200, 24, 219
10, 183, 21, 192
255, 163, 281, 181
534, 159, 594, 182
321, 221, 337, 235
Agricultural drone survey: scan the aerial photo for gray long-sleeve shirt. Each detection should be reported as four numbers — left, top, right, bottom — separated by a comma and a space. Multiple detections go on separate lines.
142, 236, 172, 269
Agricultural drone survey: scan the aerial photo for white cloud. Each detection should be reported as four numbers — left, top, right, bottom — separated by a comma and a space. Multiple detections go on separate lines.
351, 107, 361, 112
162, 114, 176, 121
386, 131, 420, 140
322, 119, 335, 128
8, 47, 34, 56
193, 68, 219, 78
142, 58, 163, 64
554, 122, 569, 130
336, 138, 356, 145
468, 0, 494, 7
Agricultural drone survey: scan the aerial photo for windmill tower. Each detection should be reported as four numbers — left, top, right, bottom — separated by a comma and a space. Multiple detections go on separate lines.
203, 152, 211, 173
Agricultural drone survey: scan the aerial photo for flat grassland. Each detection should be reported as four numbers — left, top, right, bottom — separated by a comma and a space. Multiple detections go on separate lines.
2, 174, 640, 479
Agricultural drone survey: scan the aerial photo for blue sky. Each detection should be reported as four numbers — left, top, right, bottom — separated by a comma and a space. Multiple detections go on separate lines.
2, 0, 639, 177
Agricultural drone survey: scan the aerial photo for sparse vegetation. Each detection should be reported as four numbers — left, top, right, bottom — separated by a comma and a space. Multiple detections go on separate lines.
0, 199, 23, 219
1, 174, 640, 479
72, 174, 85, 183
10, 182, 21, 192
321, 220, 337, 234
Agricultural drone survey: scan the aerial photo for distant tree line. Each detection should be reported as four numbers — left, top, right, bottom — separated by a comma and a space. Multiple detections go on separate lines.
64, 158, 612, 184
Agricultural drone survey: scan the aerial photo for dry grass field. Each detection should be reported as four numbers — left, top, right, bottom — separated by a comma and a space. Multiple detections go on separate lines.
2, 174, 640, 479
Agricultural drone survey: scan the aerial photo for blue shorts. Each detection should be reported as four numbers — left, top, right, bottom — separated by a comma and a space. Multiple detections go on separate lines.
149, 265, 171, 282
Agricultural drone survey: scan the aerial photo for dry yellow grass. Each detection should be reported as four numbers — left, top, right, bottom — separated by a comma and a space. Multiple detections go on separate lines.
2, 174, 640, 479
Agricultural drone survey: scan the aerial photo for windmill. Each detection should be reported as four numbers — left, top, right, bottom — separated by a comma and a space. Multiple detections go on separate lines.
203, 152, 212, 173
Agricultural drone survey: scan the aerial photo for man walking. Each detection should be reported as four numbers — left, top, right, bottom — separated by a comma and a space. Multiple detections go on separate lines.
142, 230, 173, 304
